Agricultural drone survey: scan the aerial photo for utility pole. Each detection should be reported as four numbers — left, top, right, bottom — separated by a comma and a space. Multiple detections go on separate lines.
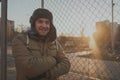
111, 0, 115, 54
41, 0, 44, 8
0, 0, 8, 80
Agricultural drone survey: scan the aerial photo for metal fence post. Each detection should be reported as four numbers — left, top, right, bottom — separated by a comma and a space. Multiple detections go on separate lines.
41, 0, 44, 8
0, 0, 8, 80
111, 0, 115, 54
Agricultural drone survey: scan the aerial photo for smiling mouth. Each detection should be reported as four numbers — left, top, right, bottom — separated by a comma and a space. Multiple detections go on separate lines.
39, 28, 48, 31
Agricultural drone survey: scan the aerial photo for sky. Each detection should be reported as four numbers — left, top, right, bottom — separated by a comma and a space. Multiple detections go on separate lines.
0, 0, 41, 27
0, 0, 120, 36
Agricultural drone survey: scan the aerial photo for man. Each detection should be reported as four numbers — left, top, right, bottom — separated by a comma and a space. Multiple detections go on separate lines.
12, 8, 70, 80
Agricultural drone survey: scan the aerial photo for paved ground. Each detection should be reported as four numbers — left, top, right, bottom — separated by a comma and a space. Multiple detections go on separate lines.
65, 56, 120, 80
60, 52, 120, 80
0, 47, 120, 80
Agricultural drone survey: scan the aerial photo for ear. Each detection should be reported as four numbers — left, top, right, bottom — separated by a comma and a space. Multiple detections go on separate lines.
48, 25, 57, 42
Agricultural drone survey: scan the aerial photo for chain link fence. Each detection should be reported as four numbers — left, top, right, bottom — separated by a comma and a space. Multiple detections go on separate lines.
2, 0, 120, 80
44, 0, 120, 80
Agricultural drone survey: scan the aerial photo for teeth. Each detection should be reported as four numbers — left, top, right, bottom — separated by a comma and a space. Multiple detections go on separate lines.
39, 28, 46, 30
38, 28, 48, 32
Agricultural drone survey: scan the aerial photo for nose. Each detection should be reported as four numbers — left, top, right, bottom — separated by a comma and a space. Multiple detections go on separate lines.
41, 22, 47, 28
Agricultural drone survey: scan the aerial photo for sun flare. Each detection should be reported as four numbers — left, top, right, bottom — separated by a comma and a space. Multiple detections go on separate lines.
83, 27, 96, 48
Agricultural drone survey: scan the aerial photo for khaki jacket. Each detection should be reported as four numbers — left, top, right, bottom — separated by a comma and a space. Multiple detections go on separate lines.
12, 33, 70, 80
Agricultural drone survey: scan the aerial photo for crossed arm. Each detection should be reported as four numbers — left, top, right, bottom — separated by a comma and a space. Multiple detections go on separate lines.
12, 36, 70, 79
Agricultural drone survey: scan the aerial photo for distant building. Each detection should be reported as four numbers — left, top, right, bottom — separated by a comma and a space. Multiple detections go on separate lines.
112, 24, 120, 50
58, 35, 90, 53
94, 20, 120, 54
95, 20, 111, 42
0, 18, 14, 44
115, 24, 120, 41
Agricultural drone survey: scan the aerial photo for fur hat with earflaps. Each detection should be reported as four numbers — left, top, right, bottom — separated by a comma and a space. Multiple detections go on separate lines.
29, 8, 57, 42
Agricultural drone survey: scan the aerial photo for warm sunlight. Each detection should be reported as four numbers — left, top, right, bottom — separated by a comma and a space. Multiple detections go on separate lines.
84, 27, 96, 48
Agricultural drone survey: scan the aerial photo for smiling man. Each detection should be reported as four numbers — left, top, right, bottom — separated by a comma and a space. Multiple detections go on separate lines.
35, 18, 50, 36
12, 8, 70, 80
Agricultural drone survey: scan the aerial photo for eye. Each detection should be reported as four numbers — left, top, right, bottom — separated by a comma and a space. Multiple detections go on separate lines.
46, 21, 50, 25
38, 20, 43, 23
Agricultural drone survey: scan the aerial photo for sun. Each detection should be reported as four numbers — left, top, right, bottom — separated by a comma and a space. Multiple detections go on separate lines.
84, 27, 96, 48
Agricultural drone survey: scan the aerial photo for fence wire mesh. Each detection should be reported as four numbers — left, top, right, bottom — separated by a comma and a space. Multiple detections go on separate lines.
1, 0, 120, 80
44, 0, 120, 80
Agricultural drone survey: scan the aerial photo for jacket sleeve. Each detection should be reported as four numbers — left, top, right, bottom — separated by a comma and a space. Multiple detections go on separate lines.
12, 35, 56, 78
46, 41, 71, 79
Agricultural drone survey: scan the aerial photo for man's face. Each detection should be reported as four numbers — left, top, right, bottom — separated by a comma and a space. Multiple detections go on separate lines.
35, 18, 50, 36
